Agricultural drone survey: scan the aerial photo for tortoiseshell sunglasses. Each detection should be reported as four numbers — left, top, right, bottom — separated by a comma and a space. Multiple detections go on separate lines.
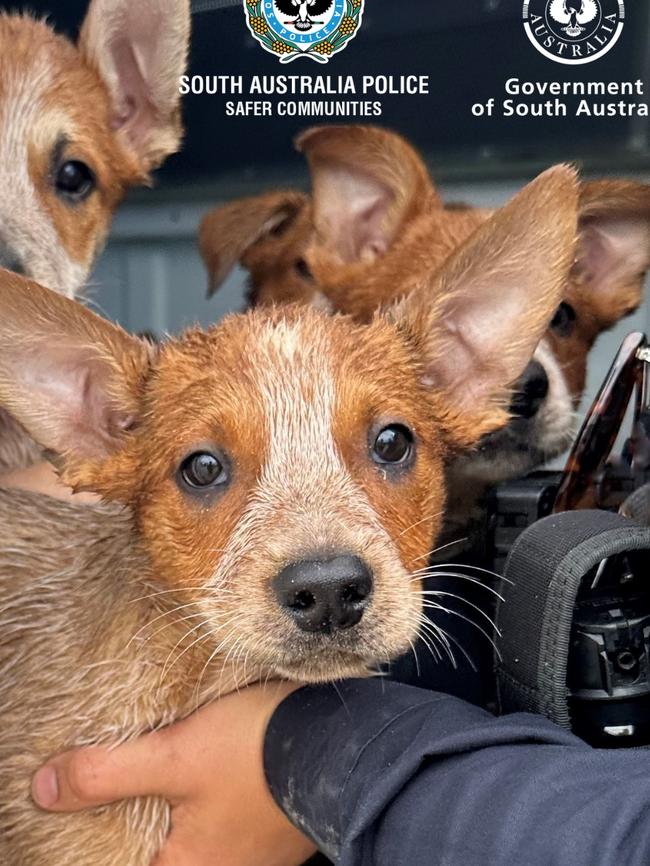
554, 332, 650, 513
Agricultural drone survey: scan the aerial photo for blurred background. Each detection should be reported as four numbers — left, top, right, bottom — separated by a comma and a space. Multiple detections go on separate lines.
2, 0, 650, 428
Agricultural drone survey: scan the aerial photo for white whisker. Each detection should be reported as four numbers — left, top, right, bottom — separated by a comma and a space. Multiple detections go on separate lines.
421, 591, 501, 636
126, 601, 202, 649
419, 618, 455, 667
421, 602, 502, 661
414, 573, 505, 602
410, 536, 469, 564
398, 510, 445, 539
159, 630, 213, 693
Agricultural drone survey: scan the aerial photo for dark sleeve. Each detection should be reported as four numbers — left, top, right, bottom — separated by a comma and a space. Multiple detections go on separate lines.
264, 679, 650, 866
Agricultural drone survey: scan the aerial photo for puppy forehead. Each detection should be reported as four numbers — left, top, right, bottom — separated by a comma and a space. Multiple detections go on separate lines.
0, 24, 51, 134
151, 312, 336, 415
0, 18, 75, 108
0, 15, 66, 68
147, 311, 420, 443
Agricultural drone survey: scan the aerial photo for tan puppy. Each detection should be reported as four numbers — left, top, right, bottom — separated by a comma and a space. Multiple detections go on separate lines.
0, 165, 577, 865
0, 0, 190, 471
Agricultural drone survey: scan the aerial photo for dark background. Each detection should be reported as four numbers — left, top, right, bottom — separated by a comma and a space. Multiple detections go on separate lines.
5, 0, 649, 189
1, 0, 647, 370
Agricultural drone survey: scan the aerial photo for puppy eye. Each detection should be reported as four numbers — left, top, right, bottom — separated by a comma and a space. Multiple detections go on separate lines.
179, 451, 228, 490
55, 160, 95, 203
371, 424, 415, 467
550, 302, 577, 337
294, 258, 313, 281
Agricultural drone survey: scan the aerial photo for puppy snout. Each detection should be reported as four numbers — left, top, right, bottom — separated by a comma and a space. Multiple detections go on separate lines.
273, 554, 373, 634
0, 240, 25, 276
509, 360, 549, 419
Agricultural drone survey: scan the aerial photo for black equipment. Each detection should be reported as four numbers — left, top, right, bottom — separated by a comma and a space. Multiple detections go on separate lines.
493, 334, 650, 747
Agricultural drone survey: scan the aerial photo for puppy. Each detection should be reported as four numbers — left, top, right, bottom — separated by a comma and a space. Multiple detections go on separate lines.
0, 0, 190, 471
201, 126, 650, 528
0, 165, 577, 866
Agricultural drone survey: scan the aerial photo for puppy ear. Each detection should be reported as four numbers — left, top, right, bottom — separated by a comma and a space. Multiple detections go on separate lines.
575, 180, 650, 325
0, 270, 152, 477
388, 165, 579, 447
80, 0, 190, 172
199, 191, 308, 297
296, 125, 439, 264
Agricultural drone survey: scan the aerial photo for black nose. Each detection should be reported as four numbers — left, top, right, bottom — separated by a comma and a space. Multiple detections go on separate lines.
273, 555, 373, 634
0, 241, 25, 276
509, 360, 549, 419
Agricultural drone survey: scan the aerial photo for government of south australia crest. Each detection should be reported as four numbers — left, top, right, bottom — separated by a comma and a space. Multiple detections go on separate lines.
245, 0, 365, 63
523, 1, 625, 65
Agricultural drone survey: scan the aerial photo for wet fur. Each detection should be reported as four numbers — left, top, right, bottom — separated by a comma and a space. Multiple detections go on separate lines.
0, 490, 173, 866
0, 171, 577, 863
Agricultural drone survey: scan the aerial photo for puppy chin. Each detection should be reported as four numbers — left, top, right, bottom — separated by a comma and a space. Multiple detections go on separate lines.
258, 631, 408, 683
273, 655, 372, 683
465, 417, 575, 490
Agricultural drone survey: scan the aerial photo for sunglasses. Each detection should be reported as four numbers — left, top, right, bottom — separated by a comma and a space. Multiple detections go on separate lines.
553, 332, 650, 513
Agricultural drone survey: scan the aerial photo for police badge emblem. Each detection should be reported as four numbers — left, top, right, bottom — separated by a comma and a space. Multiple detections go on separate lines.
244, 0, 365, 63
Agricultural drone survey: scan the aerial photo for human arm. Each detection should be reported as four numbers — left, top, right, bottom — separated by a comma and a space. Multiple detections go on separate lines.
266, 679, 650, 866
33, 679, 650, 866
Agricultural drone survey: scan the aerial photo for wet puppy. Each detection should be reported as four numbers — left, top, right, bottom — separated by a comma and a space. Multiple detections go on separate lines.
0, 165, 577, 865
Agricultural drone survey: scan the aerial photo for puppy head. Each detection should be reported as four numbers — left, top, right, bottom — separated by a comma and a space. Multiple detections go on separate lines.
0, 177, 575, 680
472, 178, 650, 485
0, 0, 189, 296
198, 190, 322, 308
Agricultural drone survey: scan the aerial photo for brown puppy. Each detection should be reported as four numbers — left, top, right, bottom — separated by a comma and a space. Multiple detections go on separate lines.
201, 126, 650, 520
0, 165, 577, 865
0, 0, 190, 471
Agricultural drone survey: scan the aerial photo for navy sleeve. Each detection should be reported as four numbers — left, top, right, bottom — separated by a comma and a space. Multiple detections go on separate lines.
264, 679, 650, 866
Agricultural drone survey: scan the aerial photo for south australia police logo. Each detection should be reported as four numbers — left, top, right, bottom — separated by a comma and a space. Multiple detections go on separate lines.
523, 1, 625, 65
244, 0, 364, 63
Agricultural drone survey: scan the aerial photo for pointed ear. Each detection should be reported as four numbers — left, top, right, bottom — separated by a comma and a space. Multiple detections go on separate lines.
0, 270, 152, 473
80, 0, 190, 172
199, 191, 308, 297
296, 125, 440, 264
388, 165, 579, 447
575, 180, 650, 325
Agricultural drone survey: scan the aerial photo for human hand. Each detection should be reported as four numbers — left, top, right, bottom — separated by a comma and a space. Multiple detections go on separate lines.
32, 683, 317, 866
0, 462, 98, 503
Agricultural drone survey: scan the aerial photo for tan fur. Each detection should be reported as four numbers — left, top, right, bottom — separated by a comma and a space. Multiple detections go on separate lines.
299, 126, 650, 348
0, 1, 190, 473
0, 170, 577, 864
1, 492, 181, 866
0, 4, 189, 295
